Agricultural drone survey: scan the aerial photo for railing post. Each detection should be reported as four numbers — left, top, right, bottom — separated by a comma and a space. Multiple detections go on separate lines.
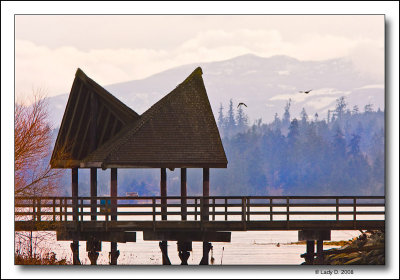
353, 198, 357, 228
80, 199, 84, 222
152, 197, 156, 231
53, 198, 56, 221
37, 198, 41, 222
336, 198, 339, 221
242, 197, 247, 230
212, 198, 216, 221
195, 198, 198, 221
247, 198, 250, 221
270, 198, 273, 221
59, 198, 62, 221
32, 198, 36, 222
64, 198, 68, 222
74, 197, 78, 223
286, 197, 290, 222
225, 198, 228, 221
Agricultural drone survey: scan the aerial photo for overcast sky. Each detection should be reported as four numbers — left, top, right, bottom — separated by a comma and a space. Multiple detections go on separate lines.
15, 15, 384, 99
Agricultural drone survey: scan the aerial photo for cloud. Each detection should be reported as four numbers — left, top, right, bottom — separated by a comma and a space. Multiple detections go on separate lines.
15, 28, 384, 99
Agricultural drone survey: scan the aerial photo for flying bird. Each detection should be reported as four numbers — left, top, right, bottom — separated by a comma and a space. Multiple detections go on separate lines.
299, 89, 312, 94
237, 102, 247, 108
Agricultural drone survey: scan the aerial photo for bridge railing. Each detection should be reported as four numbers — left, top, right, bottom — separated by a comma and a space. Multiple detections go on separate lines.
15, 196, 385, 223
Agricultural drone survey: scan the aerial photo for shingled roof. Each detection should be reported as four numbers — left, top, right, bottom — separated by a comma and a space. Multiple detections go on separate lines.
82, 67, 227, 168
51, 67, 227, 169
50, 69, 139, 168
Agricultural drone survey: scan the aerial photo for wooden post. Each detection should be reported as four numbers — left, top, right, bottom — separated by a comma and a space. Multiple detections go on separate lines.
202, 168, 210, 265
270, 198, 273, 221
353, 198, 357, 228
203, 168, 209, 221
225, 198, 228, 221
71, 167, 80, 265
181, 168, 187, 221
336, 198, 339, 221
160, 168, 169, 265
110, 168, 117, 220
316, 240, 324, 264
90, 168, 97, 221
161, 168, 167, 220
305, 240, 315, 264
110, 168, 119, 265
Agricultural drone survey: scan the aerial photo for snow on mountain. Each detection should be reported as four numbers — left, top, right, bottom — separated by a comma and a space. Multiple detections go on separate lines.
47, 54, 384, 127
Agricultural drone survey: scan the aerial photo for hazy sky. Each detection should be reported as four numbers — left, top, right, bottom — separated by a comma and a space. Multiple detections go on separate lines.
15, 15, 384, 99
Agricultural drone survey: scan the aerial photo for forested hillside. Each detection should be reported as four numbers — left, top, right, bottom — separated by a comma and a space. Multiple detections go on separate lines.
54, 96, 384, 197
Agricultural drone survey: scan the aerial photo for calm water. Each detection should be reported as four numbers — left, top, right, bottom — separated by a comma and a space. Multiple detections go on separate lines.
18, 205, 383, 265
33, 230, 362, 265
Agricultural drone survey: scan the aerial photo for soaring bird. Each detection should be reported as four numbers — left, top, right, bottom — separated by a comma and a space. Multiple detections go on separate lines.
237, 102, 247, 108
299, 89, 312, 94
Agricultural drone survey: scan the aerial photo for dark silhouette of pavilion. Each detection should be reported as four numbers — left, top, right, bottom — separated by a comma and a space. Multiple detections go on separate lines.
50, 67, 228, 265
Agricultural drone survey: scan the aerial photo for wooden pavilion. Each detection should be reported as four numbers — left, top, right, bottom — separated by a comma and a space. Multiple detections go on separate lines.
50, 67, 228, 265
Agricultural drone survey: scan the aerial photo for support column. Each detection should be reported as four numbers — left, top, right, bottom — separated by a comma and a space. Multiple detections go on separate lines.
177, 169, 191, 264
181, 168, 187, 221
90, 168, 97, 221
177, 241, 191, 265
316, 240, 324, 264
71, 168, 80, 265
88, 168, 100, 264
305, 240, 315, 264
110, 168, 119, 265
201, 168, 211, 265
202, 168, 210, 220
200, 242, 212, 265
160, 168, 169, 265
159, 241, 171, 265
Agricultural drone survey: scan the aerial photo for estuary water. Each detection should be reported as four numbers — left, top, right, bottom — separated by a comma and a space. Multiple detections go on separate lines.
17, 205, 383, 265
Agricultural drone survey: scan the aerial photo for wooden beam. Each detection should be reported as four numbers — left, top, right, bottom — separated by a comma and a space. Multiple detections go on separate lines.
70, 91, 90, 158
89, 91, 98, 151
57, 231, 136, 243
111, 168, 117, 221
63, 83, 83, 151
143, 231, 231, 242
110, 118, 120, 137
161, 168, 167, 221
71, 168, 78, 221
181, 168, 187, 221
90, 168, 97, 221
203, 168, 209, 221
98, 110, 111, 145
75, 93, 92, 159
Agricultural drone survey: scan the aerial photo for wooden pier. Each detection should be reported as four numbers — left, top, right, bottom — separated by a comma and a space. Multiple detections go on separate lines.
15, 195, 384, 265
31, 67, 385, 265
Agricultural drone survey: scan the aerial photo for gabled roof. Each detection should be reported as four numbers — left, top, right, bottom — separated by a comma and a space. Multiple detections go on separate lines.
50, 69, 139, 168
82, 67, 227, 168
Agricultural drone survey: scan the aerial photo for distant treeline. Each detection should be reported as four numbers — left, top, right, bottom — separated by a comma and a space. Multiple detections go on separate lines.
55, 96, 384, 197
213, 97, 384, 196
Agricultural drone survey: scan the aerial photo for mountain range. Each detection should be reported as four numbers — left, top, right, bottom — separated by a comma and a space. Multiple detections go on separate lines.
47, 54, 384, 128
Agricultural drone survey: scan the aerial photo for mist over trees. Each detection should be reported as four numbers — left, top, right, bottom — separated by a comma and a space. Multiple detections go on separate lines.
213, 96, 384, 196
54, 96, 384, 197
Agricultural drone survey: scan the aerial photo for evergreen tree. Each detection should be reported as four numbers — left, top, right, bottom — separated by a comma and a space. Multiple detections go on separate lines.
236, 104, 248, 133
348, 134, 361, 157
282, 98, 291, 128
335, 96, 347, 121
300, 107, 308, 126
352, 105, 359, 115
364, 103, 374, 113
332, 126, 346, 159
226, 99, 236, 136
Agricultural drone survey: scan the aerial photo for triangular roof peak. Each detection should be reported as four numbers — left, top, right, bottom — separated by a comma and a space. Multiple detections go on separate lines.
50, 69, 139, 168
82, 67, 227, 169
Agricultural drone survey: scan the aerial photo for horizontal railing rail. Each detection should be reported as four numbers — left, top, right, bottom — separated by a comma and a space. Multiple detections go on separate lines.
15, 196, 385, 224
